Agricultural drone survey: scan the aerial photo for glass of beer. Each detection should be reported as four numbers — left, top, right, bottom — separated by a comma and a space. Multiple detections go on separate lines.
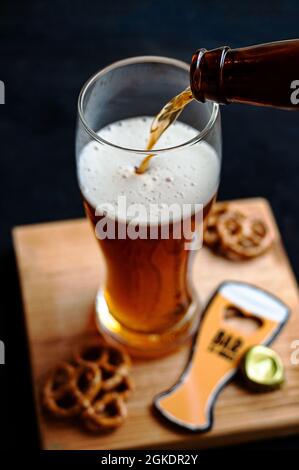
76, 56, 221, 356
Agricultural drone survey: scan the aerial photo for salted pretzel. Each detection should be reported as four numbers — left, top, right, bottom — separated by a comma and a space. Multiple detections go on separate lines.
217, 211, 273, 259
82, 392, 127, 431
42, 362, 82, 417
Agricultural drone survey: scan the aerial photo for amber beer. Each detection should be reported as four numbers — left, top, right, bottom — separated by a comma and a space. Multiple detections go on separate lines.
78, 115, 220, 355
83, 196, 215, 334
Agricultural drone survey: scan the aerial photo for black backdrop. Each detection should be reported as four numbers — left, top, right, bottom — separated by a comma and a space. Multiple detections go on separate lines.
0, 0, 299, 451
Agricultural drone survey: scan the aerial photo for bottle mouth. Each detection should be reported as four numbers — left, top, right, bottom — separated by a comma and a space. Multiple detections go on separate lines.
77, 55, 220, 155
190, 48, 208, 103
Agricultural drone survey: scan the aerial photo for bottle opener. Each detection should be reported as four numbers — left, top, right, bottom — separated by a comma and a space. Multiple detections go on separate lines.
154, 281, 289, 431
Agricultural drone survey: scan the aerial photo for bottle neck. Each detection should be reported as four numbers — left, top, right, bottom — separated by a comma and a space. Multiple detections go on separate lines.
190, 46, 230, 105
190, 40, 299, 110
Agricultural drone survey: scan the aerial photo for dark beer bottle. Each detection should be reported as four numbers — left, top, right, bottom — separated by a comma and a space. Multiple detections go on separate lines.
190, 40, 299, 109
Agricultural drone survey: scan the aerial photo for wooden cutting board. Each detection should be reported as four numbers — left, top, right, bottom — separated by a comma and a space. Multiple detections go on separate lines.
13, 198, 299, 450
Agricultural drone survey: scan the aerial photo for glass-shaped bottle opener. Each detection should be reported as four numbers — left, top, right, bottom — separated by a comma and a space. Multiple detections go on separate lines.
154, 281, 289, 431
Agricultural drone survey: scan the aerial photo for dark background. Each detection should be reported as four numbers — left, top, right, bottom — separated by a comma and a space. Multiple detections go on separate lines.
0, 0, 298, 452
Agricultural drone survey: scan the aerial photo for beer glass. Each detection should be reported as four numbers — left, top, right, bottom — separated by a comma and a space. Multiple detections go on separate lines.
76, 56, 221, 356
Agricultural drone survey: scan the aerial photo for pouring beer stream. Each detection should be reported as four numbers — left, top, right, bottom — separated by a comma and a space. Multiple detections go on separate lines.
135, 87, 194, 174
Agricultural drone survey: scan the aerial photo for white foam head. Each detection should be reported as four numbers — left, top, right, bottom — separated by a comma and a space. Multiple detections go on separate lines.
78, 117, 220, 224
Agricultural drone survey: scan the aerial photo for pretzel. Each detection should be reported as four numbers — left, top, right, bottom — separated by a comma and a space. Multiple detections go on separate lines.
102, 344, 131, 375
43, 361, 103, 417
69, 363, 102, 409
82, 393, 127, 431
42, 339, 133, 431
73, 339, 108, 367
112, 375, 133, 401
101, 370, 133, 398
101, 363, 125, 392
204, 202, 273, 260
203, 203, 229, 247
42, 362, 82, 417
217, 211, 273, 259
88, 368, 133, 402
208, 202, 230, 222
74, 340, 130, 373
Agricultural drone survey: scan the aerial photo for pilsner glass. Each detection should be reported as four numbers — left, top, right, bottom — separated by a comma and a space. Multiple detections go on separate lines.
76, 56, 221, 356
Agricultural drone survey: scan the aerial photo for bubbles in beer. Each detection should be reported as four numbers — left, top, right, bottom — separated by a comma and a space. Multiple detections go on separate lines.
78, 116, 220, 225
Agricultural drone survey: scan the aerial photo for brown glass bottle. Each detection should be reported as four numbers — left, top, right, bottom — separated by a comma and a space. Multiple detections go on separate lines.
190, 40, 299, 109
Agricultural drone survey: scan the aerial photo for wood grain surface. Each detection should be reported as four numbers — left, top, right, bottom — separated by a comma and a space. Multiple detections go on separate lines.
13, 198, 299, 450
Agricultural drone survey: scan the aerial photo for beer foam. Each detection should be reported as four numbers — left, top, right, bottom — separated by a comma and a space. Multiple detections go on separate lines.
78, 117, 220, 224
